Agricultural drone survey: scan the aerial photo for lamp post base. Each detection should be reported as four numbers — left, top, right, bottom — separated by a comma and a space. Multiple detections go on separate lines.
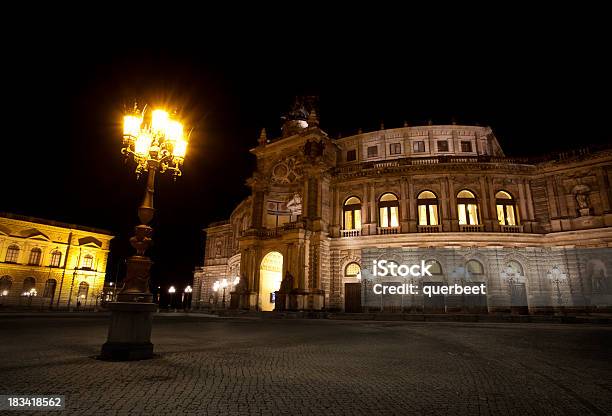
99, 301, 157, 361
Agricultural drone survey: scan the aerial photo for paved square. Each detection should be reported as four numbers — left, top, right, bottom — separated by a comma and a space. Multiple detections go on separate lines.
0, 315, 610, 415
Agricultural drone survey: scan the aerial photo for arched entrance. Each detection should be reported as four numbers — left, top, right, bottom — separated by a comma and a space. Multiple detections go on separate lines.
259, 251, 283, 311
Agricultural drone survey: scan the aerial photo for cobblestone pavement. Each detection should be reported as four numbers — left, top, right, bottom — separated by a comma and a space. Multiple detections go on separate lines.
0, 315, 610, 415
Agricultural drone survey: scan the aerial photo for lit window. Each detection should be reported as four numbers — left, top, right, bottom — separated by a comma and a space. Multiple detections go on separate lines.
457, 190, 480, 225
5, 245, 20, 263
417, 191, 439, 226
413, 141, 425, 153
82, 254, 94, 270
343, 197, 362, 230
78, 281, 89, 299
461, 141, 473, 152
495, 191, 519, 226
437, 141, 449, 152
389, 143, 401, 155
29, 248, 42, 266
367, 146, 378, 158
378, 193, 399, 228
346, 149, 357, 161
50, 250, 62, 267
345, 262, 361, 277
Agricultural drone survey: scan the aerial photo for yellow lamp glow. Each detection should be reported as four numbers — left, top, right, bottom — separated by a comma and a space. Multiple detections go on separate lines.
135, 133, 152, 156
123, 115, 142, 137
151, 109, 169, 134
165, 120, 183, 142
174, 139, 188, 158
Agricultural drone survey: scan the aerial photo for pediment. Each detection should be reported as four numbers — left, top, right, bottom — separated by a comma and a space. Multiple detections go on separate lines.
19, 228, 50, 240
78, 236, 103, 248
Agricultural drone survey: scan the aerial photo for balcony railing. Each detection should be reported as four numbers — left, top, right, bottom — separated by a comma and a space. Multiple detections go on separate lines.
500, 224, 523, 233
460, 224, 484, 232
341, 229, 360, 237
377, 226, 399, 235
417, 225, 441, 233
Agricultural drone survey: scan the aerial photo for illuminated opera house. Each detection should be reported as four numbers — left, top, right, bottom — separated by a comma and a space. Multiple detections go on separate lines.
193, 104, 612, 314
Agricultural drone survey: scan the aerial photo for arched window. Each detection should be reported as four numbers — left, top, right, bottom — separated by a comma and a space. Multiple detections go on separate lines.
0, 275, 12, 296
425, 260, 443, 275
506, 260, 523, 276
22, 277, 36, 294
82, 254, 94, 270
5, 245, 20, 263
43, 279, 57, 298
457, 190, 480, 225
50, 250, 62, 267
345, 262, 361, 278
77, 281, 89, 300
465, 260, 484, 279
29, 248, 42, 265
417, 191, 439, 226
378, 193, 399, 228
343, 196, 362, 230
496, 191, 518, 226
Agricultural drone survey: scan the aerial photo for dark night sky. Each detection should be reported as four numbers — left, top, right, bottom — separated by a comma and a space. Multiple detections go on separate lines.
3, 18, 610, 302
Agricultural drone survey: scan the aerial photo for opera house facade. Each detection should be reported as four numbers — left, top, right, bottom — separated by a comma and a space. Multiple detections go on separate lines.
193, 110, 612, 314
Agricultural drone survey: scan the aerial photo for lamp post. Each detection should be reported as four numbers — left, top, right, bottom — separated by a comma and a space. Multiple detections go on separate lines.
168, 286, 176, 312
220, 278, 229, 309
184, 286, 192, 311
212, 281, 220, 310
100, 104, 189, 361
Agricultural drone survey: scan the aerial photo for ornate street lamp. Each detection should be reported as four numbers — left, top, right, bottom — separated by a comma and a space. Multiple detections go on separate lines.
184, 285, 192, 310
100, 104, 189, 361
168, 285, 176, 311
220, 278, 229, 309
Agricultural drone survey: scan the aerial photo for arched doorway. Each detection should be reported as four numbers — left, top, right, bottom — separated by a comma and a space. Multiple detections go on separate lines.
259, 251, 283, 311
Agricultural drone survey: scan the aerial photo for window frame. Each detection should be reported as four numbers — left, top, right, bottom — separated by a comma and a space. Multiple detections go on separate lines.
29, 248, 42, 266
378, 193, 400, 228
457, 189, 480, 225
367, 145, 378, 158
495, 190, 519, 226
460, 141, 473, 152
437, 140, 449, 152
82, 254, 94, 270
50, 250, 62, 267
389, 143, 401, 155
343, 196, 362, 230
413, 141, 425, 153
346, 149, 357, 162
5, 245, 20, 263
417, 190, 440, 226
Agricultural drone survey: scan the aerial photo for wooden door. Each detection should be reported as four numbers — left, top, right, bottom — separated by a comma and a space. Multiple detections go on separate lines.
344, 283, 362, 313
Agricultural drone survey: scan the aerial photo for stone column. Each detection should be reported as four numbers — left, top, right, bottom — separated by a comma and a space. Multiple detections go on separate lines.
448, 177, 458, 231
408, 178, 417, 232
400, 177, 409, 233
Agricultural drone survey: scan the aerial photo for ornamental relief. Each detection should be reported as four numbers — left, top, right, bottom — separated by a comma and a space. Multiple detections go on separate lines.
270, 155, 304, 184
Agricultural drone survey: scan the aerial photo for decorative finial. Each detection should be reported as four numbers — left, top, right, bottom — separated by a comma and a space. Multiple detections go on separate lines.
427, 119, 433, 126
259, 128, 267, 146
403, 121, 409, 127
357, 128, 362, 134
451, 117, 457, 125
380, 121, 385, 130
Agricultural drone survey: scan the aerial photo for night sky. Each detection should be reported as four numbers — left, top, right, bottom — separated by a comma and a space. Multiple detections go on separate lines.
3, 20, 610, 303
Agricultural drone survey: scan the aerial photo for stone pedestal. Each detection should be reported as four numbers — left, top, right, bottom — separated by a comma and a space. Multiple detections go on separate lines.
100, 302, 157, 361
